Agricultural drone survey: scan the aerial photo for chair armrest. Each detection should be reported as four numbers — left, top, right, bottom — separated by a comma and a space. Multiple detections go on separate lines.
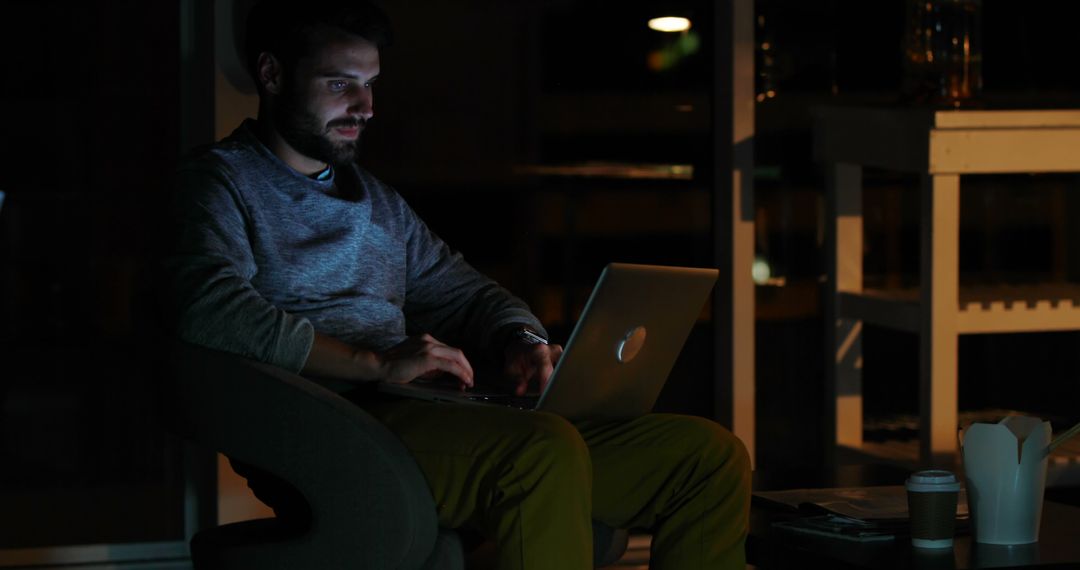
165, 341, 440, 569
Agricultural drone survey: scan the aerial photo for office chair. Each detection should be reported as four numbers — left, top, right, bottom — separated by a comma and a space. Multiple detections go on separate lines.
165, 341, 627, 569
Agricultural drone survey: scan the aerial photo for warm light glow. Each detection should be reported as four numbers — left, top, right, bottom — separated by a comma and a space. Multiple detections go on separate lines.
646, 28, 700, 71
751, 256, 772, 285
648, 16, 691, 32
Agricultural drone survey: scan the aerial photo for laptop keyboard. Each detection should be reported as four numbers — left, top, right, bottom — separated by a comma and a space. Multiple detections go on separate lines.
465, 394, 538, 409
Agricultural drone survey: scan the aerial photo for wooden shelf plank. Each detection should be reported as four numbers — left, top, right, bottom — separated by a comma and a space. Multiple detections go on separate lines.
515, 162, 694, 181
838, 290, 921, 333
838, 285, 1080, 335
813, 107, 932, 172
814, 107, 1080, 173
930, 128, 1080, 174
932, 109, 1080, 129
958, 303, 1080, 334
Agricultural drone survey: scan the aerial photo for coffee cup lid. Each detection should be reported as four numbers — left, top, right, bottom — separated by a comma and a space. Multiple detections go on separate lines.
906, 470, 961, 493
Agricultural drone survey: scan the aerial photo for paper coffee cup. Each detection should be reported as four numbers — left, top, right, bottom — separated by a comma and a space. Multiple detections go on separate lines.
906, 470, 960, 548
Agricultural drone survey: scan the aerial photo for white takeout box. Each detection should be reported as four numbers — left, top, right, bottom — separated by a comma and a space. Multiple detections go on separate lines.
960, 415, 1051, 545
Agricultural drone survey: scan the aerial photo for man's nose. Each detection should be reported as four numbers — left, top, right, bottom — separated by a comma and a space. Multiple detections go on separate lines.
348, 88, 374, 121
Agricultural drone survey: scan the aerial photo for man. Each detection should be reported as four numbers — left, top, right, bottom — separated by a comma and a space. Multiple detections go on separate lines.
164, 1, 750, 568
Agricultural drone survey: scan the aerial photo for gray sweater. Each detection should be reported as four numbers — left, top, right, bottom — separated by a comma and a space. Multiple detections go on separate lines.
163, 120, 543, 374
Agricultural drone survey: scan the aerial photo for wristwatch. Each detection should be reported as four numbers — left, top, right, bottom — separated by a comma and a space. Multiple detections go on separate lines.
512, 327, 549, 346
500, 326, 548, 353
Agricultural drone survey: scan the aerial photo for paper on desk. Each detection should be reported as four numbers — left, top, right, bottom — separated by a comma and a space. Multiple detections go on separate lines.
772, 514, 898, 542
754, 485, 969, 522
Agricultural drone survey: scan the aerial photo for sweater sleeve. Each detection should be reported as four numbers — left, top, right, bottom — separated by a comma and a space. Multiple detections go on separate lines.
395, 196, 545, 351
160, 163, 314, 372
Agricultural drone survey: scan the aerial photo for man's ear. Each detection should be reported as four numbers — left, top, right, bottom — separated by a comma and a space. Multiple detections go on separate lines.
256, 52, 284, 95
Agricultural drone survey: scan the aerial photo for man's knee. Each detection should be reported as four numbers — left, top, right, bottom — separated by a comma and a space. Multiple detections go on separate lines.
480, 412, 592, 533
517, 412, 591, 480
662, 414, 751, 482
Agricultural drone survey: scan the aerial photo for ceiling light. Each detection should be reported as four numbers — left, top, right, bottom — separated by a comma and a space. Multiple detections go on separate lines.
648, 17, 691, 33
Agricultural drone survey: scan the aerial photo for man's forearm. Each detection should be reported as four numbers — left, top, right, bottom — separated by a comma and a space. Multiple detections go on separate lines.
301, 332, 382, 381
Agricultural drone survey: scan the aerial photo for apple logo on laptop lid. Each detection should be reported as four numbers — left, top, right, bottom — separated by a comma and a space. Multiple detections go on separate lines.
616, 326, 646, 363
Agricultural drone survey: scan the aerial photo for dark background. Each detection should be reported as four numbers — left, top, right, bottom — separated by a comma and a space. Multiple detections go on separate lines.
1, 0, 1079, 554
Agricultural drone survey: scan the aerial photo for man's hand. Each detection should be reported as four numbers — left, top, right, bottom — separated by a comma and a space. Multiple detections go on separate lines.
379, 333, 474, 388
503, 341, 563, 396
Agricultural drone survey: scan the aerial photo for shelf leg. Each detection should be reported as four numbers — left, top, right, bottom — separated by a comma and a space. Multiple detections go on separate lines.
920, 173, 961, 468
826, 163, 864, 453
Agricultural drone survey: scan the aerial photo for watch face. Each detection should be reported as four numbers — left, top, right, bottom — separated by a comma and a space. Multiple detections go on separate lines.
516, 328, 548, 345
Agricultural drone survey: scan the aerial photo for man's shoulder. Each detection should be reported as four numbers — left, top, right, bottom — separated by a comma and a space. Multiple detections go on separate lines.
178, 142, 231, 171
178, 122, 267, 177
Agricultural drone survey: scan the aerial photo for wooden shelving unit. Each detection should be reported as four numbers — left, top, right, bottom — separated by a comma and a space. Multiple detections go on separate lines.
816, 107, 1080, 466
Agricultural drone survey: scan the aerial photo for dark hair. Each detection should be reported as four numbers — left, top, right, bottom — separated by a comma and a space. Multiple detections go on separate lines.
245, 0, 393, 83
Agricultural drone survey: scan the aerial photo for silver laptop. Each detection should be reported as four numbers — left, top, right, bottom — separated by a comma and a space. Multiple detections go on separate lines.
378, 262, 718, 421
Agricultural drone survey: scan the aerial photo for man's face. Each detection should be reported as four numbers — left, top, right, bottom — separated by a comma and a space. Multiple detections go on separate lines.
273, 31, 380, 167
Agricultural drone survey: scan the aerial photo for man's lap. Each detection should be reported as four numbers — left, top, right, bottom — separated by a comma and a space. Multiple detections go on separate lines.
227, 389, 749, 568
350, 393, 746, 531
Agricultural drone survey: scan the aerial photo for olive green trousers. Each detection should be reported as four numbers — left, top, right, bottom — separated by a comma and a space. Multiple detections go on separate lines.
358, 398, 751, 570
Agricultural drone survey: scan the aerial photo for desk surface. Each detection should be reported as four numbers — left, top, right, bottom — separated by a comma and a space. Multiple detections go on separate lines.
750, 466, 1080, 569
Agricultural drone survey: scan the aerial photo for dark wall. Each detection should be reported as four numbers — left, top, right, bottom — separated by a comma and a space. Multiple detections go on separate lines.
0, 0, 188, 549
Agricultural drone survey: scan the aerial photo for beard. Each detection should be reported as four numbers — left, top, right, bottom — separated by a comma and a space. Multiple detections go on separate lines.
273, 86, 364, 167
